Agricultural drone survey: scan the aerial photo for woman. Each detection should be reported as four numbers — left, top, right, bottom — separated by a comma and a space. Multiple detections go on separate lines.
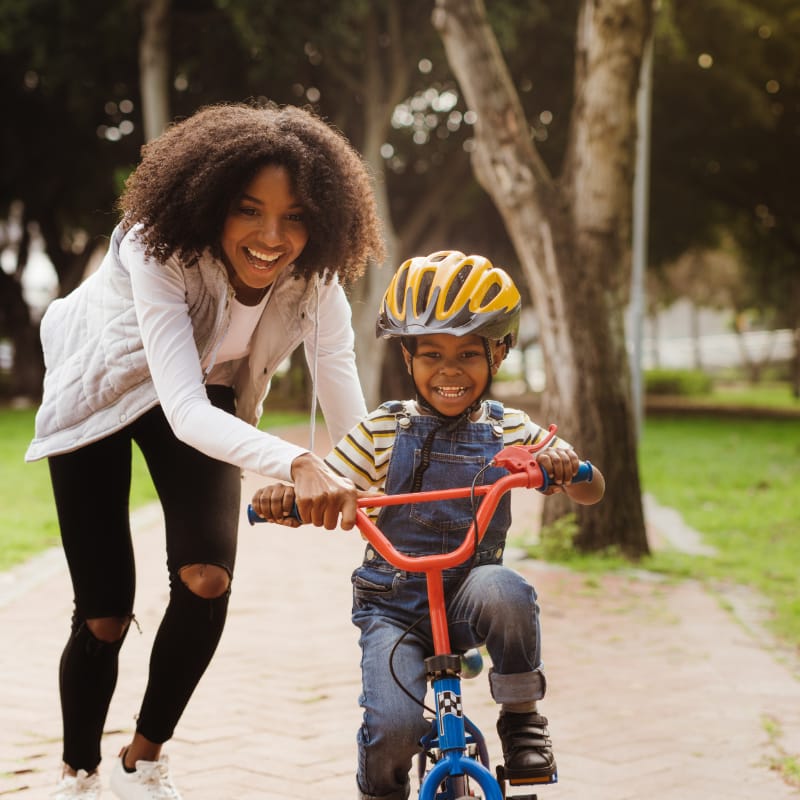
25, 102, 385, 800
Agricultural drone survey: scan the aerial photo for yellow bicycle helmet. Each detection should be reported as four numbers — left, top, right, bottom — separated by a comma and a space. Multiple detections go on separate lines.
376, 250, 521, 345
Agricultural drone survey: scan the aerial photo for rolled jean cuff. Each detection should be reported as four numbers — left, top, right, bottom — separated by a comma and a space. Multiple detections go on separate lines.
488, 667, 546, 704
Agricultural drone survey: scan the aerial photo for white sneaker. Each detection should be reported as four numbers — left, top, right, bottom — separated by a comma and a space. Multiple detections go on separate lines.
53, 769, 102, 799
110, 754, 182, 799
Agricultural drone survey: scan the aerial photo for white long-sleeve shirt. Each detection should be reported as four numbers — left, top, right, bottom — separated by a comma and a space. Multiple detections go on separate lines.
26, 224, 367, 481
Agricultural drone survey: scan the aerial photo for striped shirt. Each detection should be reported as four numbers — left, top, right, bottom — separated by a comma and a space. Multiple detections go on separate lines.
325, 399, 570, 496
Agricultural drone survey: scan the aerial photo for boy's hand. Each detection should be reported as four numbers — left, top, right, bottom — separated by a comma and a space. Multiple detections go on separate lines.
251, 483, 301, 527
536, 447, 580, 494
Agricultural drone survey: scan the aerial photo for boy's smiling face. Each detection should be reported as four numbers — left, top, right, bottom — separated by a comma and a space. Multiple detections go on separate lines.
403, 333, 505, 417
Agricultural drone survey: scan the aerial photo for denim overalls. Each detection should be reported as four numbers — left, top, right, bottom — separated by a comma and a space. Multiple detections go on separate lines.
352, 401, 546, 800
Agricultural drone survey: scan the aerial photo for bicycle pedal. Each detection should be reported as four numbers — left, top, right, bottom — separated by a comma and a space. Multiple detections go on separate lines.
508, 774, 557, 786
497, 764, 557, 794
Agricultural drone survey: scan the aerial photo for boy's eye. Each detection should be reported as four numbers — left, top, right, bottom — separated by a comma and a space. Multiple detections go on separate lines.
461, 350, 482, 359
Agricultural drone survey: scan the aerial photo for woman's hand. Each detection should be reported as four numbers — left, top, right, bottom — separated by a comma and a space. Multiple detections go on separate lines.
251, 483, 302, 528
288, 452, 359, 530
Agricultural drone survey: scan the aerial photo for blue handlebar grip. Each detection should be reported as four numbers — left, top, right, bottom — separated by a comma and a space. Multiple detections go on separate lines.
247, 502, 302, 525
537, 460, 593, 493
576, 460, 594, 483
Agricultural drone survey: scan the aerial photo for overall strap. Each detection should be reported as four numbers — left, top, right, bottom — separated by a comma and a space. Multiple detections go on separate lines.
380, 400, 406, 414
379, 400, 412, 430
486, 399, 505, 421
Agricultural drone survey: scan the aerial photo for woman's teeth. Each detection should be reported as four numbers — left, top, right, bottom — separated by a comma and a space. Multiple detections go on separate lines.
246, 247, 280, 268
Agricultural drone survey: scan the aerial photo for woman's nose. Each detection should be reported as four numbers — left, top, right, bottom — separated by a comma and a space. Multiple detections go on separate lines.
260, 216, 284, 244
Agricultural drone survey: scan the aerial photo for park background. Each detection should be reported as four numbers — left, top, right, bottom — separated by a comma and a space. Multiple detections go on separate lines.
1, 1, 799, 794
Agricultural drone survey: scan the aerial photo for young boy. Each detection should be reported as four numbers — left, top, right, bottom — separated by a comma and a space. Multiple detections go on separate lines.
252, 251, 605, 800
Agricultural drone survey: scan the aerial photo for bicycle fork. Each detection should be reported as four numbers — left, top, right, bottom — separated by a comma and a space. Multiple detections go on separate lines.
419, 655, 504, 800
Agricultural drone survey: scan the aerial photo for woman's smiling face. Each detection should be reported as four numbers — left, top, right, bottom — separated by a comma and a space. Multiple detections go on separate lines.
220, 164, 309, 300
403, 333, 505, 416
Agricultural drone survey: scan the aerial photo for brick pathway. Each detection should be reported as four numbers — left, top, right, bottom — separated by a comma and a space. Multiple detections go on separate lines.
2, 436, 799, 799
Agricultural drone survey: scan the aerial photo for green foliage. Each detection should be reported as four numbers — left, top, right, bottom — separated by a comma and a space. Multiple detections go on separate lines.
521, 513, 631, 572
650, 0, 800, 327
644, 369, 713, 396
535, 513, 579, 561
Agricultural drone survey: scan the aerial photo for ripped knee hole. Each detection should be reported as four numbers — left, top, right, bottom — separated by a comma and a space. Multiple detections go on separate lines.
179, 563, 230, 598
85, 615, 132, 643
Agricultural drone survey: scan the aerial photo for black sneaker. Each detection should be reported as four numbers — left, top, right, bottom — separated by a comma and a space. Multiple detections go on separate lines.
496, 711, 557, 784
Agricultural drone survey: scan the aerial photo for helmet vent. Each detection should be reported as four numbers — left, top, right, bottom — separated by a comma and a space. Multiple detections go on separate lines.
417, 271, 435, 314
443, 266, 466, 309
482, 283, 500, 304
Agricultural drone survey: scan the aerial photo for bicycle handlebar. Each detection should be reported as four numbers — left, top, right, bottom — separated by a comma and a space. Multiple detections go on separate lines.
350, 453, 590, 574
248, 437, 592, 655
248, 443, 592, 575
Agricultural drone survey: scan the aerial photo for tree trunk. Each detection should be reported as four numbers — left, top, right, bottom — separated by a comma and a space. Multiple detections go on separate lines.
346, 2, 410, 410
434, 0, 650, 557
140, 0, 171, 142
351, 120, 394, 410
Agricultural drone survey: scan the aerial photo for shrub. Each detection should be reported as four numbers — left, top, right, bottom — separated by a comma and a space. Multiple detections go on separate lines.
644, 369, 712, 396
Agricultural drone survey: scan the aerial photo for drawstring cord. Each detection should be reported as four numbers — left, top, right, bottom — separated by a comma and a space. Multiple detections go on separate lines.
308, 279, 320, 452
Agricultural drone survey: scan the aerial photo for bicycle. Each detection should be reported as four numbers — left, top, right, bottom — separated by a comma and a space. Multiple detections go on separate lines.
249, 426, 593, 800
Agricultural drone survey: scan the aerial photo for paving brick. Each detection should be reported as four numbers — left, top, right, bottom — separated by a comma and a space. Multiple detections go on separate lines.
3, 441, 799, 799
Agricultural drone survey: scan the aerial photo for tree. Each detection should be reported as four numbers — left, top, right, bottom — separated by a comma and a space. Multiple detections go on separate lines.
434, 0, 652, 556
649, 0, 800, 391
139, 0, 172, 141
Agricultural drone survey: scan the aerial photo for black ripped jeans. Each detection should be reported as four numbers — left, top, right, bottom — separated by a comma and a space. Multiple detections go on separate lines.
49, 386, 241, 772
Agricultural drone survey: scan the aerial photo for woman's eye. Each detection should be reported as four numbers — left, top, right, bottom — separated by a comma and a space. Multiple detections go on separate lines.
287, 212, 305, 222
238, 206, 258, 217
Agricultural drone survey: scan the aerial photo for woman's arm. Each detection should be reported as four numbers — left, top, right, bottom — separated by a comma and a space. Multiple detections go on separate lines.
123, 231, 306, 481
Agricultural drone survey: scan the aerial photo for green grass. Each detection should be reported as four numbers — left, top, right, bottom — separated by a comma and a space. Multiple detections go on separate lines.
637, 415, 800, 647
523, 411, 800, 650
0, 406, 308, 571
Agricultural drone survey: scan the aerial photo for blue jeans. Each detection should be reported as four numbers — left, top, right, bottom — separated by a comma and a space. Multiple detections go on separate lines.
352, 563, 546, 800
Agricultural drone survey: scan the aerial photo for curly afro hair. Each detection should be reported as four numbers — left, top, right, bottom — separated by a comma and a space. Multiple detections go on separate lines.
118, 102, 386, 284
